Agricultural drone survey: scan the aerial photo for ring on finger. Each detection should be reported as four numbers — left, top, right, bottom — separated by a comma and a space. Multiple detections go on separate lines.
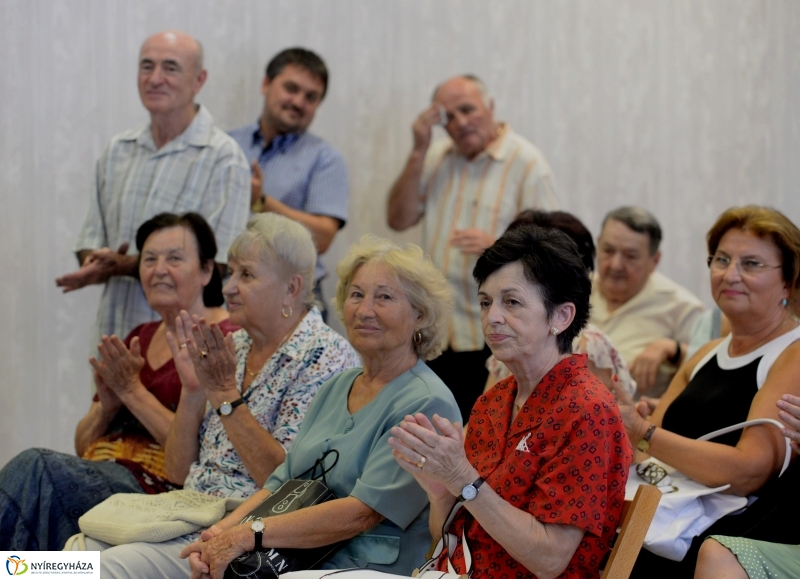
199, 350, 208, 359
180, 343, 187, 350
416, 456, 427, 469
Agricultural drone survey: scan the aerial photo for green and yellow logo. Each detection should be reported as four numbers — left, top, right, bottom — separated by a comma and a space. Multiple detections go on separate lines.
6, 556, 27, 576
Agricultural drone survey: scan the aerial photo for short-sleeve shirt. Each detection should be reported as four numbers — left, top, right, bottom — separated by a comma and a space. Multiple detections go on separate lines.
441, 355, 632, 579
75, 105, 251, 344
228, 122, 350, 281
420, 124, 558, 352
264, 359, 462, 574
183, 308, 359, 498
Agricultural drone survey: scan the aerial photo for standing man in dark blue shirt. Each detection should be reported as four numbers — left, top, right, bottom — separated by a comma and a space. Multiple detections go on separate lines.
229, 48, 349, 314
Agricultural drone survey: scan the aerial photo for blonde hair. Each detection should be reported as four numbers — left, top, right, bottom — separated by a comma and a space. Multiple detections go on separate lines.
228, 213, 317, 307
334, 235, 452, 361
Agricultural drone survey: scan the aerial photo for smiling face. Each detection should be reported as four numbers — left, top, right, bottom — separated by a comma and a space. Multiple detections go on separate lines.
710, 228, 789, 321
137, 31, 206, 118
139, 226, 212, 316
223, 249, 291, 332
261, 64, 325, 135
596, 219, 660, 308
342, 260, 421, 360
434, 77, 497, 159
478, 261, 559, 367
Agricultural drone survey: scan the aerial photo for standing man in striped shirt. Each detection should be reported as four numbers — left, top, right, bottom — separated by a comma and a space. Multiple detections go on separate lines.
228, 48, 349, 317
387, 75, 558, 419
56, 30, 251, 345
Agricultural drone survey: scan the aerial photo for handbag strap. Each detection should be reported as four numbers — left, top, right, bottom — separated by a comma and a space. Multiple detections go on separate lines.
298, 449, 340, 486
426, 501, 473, 577
698, 418, 792, 476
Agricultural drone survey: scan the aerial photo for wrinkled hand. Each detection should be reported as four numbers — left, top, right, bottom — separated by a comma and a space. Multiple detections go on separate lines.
250, 161, 264, 209
777, 394, 800, 452
412, 104, 443, 153
166, 313, 201, 394
180, 311, 238, 403
389, 413, 474, 498
450, 228, 494, 255
93, 369, 123, 416
55, 244, 130, 292
630, 338, 677, 395
181, 524, 250, 579
88, 335, 145, 398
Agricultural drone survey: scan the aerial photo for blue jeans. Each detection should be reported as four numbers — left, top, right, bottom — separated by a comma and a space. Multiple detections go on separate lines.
0, 448, 143, 550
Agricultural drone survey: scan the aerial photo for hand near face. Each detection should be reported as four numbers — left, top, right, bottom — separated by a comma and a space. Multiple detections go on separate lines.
777, 394, 800, 452
165, 313, 201, 395
180, 311, 238, 399
389, 413, 473, 498
180, 524, 250, 579
55, 243, 130, 292
630, 338, 677, 395
412, 104, 444, 154
450, 228, 494, 255
250, 161, 264, 209
89, 335, 145, 399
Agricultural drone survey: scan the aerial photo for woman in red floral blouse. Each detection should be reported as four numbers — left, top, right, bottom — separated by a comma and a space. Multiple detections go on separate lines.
390, 224, 633, 579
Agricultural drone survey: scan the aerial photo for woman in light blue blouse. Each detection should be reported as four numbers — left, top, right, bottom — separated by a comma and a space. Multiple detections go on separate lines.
182, 235, 461, 576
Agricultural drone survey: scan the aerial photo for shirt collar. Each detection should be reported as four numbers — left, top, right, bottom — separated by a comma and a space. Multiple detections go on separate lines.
124, 104, 215, 153
444, 122, 511, 162
251, 121, 301, 155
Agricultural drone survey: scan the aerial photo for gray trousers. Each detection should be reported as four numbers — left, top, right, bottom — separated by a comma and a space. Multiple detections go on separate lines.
75, 535, 193, 579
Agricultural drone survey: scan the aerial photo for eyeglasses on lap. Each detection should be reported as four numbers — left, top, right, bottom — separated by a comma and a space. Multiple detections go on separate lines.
636, 462, 679, 494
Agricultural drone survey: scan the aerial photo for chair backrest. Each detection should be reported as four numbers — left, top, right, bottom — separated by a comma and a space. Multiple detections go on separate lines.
600, 484, 661, 579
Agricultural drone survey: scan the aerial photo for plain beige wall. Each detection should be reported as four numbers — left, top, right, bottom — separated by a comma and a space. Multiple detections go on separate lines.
1, 0, 798, 465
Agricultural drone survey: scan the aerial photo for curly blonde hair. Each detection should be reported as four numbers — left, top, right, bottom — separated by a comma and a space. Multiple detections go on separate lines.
334, 235, 452, 361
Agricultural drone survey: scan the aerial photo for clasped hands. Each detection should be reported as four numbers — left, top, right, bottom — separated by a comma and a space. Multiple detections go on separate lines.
166, 311, 238, 405
388, 413, 476, 500
180, 523, 253, 579
630, 338, 680, 395
56, 244, 135, 292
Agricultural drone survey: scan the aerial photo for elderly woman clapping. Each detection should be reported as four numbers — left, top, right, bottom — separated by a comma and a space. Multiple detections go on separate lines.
390, 225, 632, 579
89, 213, 359, 576
179, 236, 461, 578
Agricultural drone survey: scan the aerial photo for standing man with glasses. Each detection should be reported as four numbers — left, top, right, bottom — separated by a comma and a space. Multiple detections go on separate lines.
589, 206, 704, 399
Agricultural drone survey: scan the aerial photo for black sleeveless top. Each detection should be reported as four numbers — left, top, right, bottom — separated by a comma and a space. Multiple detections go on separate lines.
662, 354, 759, 447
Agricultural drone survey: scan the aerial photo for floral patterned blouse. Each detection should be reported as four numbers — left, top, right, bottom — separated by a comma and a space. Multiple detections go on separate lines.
183, 307, 360, 498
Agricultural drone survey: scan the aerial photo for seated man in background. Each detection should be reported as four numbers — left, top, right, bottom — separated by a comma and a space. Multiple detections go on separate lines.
590, 206, 704, 398
56, 30, 250, 345
228, 48, 349, 315
386, 74, 558, 420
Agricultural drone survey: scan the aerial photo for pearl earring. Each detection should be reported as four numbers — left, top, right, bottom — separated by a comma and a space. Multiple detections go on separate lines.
551, 327, 559, 336
781, 298, 788, 307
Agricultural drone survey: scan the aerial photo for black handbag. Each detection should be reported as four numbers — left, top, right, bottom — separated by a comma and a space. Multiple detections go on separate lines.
224, 450, 343, 579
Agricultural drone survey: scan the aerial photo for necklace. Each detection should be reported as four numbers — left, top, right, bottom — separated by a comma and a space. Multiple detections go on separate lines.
245, 312, 305, 377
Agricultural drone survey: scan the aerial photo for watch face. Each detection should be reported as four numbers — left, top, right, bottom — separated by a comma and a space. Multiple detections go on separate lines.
461, 484, 478, 501
251, 520, 265, 533
220, 402, 232, 416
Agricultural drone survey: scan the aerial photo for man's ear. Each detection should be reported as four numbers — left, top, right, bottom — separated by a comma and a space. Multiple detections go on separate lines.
261, 76, 272, 96
651, 250, 662, 269
194, 69, 208, 94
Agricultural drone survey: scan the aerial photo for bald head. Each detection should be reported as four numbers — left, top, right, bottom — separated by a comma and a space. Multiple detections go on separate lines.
141, 30, 204, 73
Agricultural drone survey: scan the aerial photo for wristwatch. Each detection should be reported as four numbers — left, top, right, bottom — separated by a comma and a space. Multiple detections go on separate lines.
458, 477, 485, 502
217, 397, 245, 417
249, 518, 265, 550
637, 423, 658, 452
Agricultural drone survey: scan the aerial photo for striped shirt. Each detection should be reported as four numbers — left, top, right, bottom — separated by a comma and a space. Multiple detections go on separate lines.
420, 124, 558, 351
75, 105, 251, 343
228, 122, 350, 281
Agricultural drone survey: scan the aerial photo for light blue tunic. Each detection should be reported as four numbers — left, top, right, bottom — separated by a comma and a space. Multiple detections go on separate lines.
264, 359, 462, 573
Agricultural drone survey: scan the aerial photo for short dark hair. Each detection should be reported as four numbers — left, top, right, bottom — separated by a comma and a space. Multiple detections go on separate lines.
135, 212, 224, 307
507, 210, 596, 272
266, 48, 328, 99
601, 206, 662, 255
473, 225, 591, 354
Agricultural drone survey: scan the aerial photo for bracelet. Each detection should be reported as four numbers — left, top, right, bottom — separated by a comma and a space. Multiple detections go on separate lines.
667, 339, 682, 366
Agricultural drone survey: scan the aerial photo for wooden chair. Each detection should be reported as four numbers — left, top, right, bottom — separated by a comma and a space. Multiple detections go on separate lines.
600, 484, 662, 579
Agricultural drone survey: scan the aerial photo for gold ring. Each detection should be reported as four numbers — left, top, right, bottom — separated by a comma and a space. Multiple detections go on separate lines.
199, 350, 208, 359
416, 456, 427, 469
180, 344, 187, 350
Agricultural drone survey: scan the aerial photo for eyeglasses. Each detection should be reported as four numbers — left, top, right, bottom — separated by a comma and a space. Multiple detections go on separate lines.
707, 255, 782, 275
636, 462, 678, 494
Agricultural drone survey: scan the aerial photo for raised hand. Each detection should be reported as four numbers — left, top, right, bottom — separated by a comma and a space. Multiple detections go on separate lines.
93, 369, 122, 416
412, 103, 444, 154
166, 313, 201, 394
180, 311, 238, 399
250, 161, 264, 210
89, 335, 145, 398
